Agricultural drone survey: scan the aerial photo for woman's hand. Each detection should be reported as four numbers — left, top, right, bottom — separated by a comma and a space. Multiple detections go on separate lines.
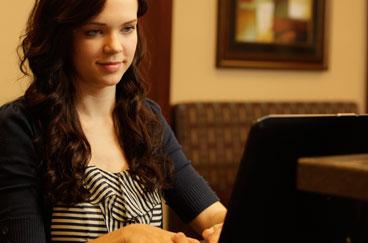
89, 223, 199, 243
172, 232, 200, 243
202, 223, 223, 243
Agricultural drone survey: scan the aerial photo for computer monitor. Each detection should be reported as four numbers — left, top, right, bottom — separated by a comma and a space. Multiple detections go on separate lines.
219, 114, 368, 243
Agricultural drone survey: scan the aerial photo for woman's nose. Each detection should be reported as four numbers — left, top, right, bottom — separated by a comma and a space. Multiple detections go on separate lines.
103, 33, 123, 54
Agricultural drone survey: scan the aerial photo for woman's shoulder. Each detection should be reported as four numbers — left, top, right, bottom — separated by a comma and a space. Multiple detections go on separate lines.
0, 97, 29, 119
1, 96, 27, 116
0, 97, 36, 134
143, 98, 162, 115
3, 95, 26, 105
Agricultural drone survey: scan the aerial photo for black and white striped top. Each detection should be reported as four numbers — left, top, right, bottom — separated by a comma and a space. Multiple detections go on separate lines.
50, 165, 163, 242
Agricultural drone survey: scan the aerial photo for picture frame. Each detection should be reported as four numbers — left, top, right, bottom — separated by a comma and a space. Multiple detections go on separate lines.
216, 0, 329, 70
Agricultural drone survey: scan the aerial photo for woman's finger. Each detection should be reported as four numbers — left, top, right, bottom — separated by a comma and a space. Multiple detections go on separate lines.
202, 223, 223, 243
172, 232, 200, 243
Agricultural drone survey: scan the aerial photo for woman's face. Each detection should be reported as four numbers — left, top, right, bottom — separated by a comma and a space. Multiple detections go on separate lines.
72, 0, 138, 90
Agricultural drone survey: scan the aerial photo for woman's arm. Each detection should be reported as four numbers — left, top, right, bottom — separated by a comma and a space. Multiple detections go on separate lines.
88, 224, 199, 243
145, 99, 227, 243
145, 99, 221, 222
191, 202, 227, 243
190, 201, 227, 233
0, 100, 47, 243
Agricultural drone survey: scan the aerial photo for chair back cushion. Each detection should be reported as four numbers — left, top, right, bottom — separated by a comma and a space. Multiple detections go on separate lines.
172, 101, 358, 205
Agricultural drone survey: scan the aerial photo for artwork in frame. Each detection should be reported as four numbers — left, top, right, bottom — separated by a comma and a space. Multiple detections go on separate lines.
216, 0, 328, 70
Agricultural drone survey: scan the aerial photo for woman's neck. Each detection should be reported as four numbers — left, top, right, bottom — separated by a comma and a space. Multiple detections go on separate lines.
75, 85, 116, 121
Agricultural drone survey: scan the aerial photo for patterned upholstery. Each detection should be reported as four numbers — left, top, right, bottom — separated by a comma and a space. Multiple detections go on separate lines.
172, 101, 358, 206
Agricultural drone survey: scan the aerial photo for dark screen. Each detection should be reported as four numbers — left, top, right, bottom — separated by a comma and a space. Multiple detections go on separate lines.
220, 115, 368, 243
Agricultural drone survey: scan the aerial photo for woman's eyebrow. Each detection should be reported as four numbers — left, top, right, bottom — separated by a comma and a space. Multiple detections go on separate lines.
85, 22, 106, 26
85, 19, 138, 26
124, 19, 138, 24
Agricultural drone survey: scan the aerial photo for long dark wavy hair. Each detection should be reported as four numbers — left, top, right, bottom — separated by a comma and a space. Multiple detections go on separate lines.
19, 0, 172, 204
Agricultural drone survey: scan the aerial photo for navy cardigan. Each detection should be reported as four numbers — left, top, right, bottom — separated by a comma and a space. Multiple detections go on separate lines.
0, 98, 218, 242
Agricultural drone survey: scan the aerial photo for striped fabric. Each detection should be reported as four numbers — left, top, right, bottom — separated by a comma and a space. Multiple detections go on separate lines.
50, 166, 163, 242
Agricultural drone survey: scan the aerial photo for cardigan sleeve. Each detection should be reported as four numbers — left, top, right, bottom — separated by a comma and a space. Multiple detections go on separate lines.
145, 99, 219, 223
0, 100, 47, 243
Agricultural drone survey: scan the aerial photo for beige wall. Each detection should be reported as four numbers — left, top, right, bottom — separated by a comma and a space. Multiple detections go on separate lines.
171, 0, 367, 112
0, 1, 33, 104
1, 1, 366, 111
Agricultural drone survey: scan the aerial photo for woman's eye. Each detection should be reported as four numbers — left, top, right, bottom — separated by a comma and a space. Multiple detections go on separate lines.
121, 25, 136, 33
85, 29, 103, 37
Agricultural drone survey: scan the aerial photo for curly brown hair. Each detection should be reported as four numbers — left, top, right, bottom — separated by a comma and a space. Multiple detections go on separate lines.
18, 0, 172, 204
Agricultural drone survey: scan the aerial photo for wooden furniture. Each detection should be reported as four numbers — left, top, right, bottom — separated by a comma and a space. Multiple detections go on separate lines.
298, 154, 368, 202
140, 0, 173, 120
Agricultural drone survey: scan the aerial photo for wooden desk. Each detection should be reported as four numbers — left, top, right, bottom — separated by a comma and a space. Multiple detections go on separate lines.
298, 154, 368, 201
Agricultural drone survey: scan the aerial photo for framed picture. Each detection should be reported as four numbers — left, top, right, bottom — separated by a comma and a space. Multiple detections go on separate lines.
216, 0, 328, 70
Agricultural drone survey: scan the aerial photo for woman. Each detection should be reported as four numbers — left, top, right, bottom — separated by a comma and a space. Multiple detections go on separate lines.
0, 0, 226, 242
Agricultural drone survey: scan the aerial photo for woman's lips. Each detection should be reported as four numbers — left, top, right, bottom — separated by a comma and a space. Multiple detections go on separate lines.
97, 62, 122, 73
